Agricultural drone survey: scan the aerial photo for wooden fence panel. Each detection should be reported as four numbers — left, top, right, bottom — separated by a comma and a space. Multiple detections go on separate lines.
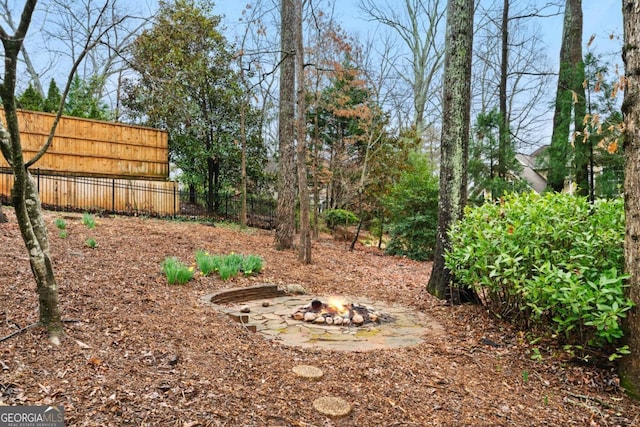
0, 109, 169, 179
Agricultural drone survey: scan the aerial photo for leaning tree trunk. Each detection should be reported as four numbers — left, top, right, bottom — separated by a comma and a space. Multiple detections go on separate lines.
427, 0, 474, 303
0, 122, 63, 342
0, 0, 63, 343
619, 0, 640, 399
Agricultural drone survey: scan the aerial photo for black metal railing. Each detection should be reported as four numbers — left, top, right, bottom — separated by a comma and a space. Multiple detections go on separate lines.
0, 168, 276, 229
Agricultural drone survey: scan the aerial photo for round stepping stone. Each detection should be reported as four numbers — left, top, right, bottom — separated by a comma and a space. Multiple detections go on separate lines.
312, 396, 351, 417
291, 365, 324, 380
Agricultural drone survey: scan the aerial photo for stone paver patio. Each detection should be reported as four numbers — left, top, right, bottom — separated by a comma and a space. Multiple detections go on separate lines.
203, 288, 444, 351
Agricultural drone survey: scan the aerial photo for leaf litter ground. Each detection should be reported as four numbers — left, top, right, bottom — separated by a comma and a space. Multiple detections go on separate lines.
1, 208, 639, 426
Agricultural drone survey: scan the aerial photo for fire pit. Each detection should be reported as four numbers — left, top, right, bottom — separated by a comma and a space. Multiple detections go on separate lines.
201, 284, 443, 351
291, 297, 394, 326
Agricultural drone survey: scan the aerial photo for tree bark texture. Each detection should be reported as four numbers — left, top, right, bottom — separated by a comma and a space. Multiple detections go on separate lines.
295, 0, 311, 264
427, 0, 474, 301
620, 0, 640, 399
547, 0, 585, 193
275, 0, 297, 250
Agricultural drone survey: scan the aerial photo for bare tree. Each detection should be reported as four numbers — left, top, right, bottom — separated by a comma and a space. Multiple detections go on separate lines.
427, 0, 475, 302
619, 0, 640, 399
275, 0, 297, 250
359, 0, 446, 157
0, 0, 132, 343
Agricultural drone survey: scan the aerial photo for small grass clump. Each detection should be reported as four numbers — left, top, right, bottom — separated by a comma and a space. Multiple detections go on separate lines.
161, 257, 195, 285
241, 254, 264, 275
55, 218, 67, 230
195, 250, 222, 276
82, 212, 96, 229
85, 238, 97, 249
193, 251, 264, 280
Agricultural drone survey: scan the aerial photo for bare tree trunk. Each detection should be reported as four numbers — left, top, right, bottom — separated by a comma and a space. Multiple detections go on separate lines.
498, 0, 509, 179
239, 65, 248, 227
275, 0, 296, 250
0, 203, 6, 223
295, 0, 311, 263
427, 0, 475, 302
619, 0, 640, 399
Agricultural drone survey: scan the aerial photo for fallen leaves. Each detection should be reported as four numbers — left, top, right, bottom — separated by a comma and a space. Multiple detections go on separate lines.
0, 209, 638, 426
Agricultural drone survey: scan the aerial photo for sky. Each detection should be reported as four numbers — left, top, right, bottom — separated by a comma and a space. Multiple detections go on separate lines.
213, 0, 625, 64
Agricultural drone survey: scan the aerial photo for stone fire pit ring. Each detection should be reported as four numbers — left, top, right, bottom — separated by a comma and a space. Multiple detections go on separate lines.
201, 284, 443, 351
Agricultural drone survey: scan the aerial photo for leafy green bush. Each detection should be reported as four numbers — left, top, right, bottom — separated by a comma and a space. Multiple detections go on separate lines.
383, 151, 439, 261
323, 209, 359, 230
445, 192, 633, 354
161, 257, 195, 285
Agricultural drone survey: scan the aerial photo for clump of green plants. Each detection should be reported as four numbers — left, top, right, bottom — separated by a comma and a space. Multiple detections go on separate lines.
445, 192, 633, 359
55, 218, 68, 238
85, 238, 97, 249
161, 257, 195, 285
55, 218, 67, 230
82, 212, 96, 229
241, 254, 264, 275
323, 209, 359, 230
382, 151, 439, 261
194, 251, 263, 280
194, 250, 219, 276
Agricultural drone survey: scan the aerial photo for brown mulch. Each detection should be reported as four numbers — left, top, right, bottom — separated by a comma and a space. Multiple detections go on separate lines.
1, 207, 639, 426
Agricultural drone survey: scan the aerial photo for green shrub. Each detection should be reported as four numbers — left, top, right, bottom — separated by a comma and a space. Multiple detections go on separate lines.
85, 238, 97, 249
383, 151, 439, 261
55, 218, 67, 230
445, 192, 633, 355
323, 209, 359, 230
161, 257, 195, 285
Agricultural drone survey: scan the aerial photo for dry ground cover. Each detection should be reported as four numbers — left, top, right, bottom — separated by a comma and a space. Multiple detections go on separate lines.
1, 208, 639, 426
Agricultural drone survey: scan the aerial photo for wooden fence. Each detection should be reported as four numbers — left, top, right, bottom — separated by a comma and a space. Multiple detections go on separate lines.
0, 109, 169, 180
0, 169, 179, 217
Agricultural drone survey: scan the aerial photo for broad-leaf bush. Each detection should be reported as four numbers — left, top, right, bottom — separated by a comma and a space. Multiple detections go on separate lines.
445, 192, 633, 354
323, 209, 359, 230
383, 151, 439, 261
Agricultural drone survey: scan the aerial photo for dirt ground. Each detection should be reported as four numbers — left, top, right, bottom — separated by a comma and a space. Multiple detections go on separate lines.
1, 207, 639, 426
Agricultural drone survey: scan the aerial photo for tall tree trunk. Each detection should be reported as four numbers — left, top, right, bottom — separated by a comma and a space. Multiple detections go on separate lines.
295, 0, 311, 264
427, 0, 474, 303
275, 0, 297, 250
498, 0, 509, 179
547, 0, 584, 193
619, 0, 640, 399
